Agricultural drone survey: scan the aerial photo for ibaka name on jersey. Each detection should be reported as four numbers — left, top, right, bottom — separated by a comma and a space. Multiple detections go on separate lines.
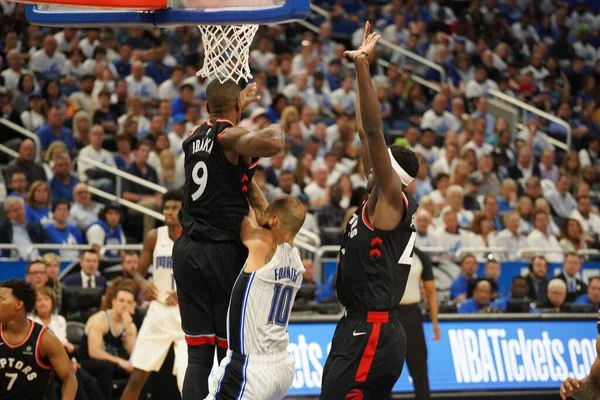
155, 256, 173, 269
0, 357, 38, 381
274, 266, 301, 283
191, 134, 214, 155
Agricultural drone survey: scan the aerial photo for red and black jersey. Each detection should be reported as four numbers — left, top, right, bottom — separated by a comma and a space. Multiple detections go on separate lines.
179, 119, 259, 243
0, 321, 52, 400
336, 192, 419, 311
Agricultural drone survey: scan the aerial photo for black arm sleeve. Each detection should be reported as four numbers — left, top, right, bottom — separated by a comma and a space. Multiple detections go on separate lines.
415, 247, 434, 281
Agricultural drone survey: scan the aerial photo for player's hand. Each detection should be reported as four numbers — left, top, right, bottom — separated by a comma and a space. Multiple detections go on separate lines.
64, 341, 75, 354
560, 377, 582, 399
240, 83, 262, 111
343, 21, 381, 61
164, 291, 178, 306
121, 309, 133, 326
432, 323, 442, 341
140, 280, 159, 301
70, 357, 78, 372
119, 359, 134, 373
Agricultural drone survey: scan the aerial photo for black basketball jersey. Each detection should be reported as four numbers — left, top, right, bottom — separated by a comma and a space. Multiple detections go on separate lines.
0, 321, 52, 400
179, 119, 259, 243
336, 192, 419, 311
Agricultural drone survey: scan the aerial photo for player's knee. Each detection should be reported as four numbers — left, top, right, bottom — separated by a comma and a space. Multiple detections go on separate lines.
126, 369, 150, 390
187, 344, 214, 365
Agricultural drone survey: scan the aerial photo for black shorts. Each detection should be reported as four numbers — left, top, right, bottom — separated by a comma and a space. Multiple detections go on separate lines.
172, 234, 247, 348
320, 308, 406, 400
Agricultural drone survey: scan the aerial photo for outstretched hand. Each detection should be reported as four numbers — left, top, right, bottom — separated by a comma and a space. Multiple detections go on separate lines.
240, 83, 261, 112
343, 21, 381, 61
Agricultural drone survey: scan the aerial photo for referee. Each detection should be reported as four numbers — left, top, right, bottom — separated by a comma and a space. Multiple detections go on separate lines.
398, 247, 441, 400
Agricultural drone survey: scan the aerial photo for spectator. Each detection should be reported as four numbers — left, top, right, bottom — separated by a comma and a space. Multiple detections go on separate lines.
483, 259, 502, 299
430, 143, 458, 179
167, 114, 187, 155
68, 183, 102, 232
122, 140, 161, 238
29, 36, 66, 82
495, 212, 528, 260
7, 139, 47, 186
125, 61, 157, 99
537, 278, 567, 312
450, 254, 478, 302
86, 203, 126, 260
538, 149, 559, 183
72, 110, 92, 148
430, 173, 450, 209
63, 249, 107, 290
69, 74, 98, 114
36, 107, 76, 157
2, 50, 39, 94
44, 199, 83, 260
559, 218, 590, 254
48, 152, 80, 203
556, 253, 587, 303
317, 184, 346, 228
527, 211, 564, 263
492, 276, 533, 311
457, 279, 494, 314
579, 134, 599, 168
7, 171, 27, 198
544, 174, 577, 219
414, 209, 438, 250
305, 166, 329, 207
559, 150, 581, 182
78, 125, 116, 193
414, 128, 440, 166
25, 260, 49, 289
171, 84, 195, 116
157, 149, 178, 191
114, 133, 135, 169
523, 176, 543, 203
469, 155, 500, 196
272, 170, 302, 198
0, 197, 50, 259
508, 146, 540, 182
79, 281, 136, 400
469, 212, 498, 261
465, 65, 499, 99
497, 179, 517, 212
482, 195, 503, 231
25, 180, 52, 224
463, 129, 493, 159
92, 90, 118, 135
420, 94, 457, 137
570, 195, 600, 237
20, 93, 45, 132
119, 251, 139, 281
144, 47, 171, 86
297, 194, 320, 238
330, 74, 356, 115
31, 286, 72, 352
443, 185, 474, 229
525, 255, 549, 303
41, 252, 64, 313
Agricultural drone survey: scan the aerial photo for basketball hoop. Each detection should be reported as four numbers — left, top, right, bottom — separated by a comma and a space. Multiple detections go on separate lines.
197, 24, 259, 84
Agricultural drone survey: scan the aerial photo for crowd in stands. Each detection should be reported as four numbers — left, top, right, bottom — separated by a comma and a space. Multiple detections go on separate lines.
0, 0, 599, 396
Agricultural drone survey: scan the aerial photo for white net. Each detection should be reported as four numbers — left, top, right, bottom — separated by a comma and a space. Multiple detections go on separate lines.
197, 24, 259, 84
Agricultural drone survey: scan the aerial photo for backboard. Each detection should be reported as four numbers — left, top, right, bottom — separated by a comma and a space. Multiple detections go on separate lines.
25, 0, 309, 27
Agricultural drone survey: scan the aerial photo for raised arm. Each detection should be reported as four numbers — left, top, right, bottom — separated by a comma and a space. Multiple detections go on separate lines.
42, 329, 77, 400
133, 229, 159, 301
248, 180, 269, 227
219, 125, 285, 158
240, 213, 274, 271
345, 22, 404, 207
355, 79, 373, 176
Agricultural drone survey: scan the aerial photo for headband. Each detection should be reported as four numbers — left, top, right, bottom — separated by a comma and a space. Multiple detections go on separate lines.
388, 148, 414, 186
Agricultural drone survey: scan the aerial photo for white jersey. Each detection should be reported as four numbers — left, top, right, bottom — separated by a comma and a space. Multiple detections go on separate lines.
226, 242, 304, 356
152, 226, 175, 303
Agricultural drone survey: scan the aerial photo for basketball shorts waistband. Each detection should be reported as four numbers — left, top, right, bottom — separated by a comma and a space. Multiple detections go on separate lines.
344, 306, 401, 323
227, 349, 292, 364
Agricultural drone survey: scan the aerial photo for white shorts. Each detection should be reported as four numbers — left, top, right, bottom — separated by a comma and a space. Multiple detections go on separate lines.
205, 350, 294, 400
129, 301, 187, 391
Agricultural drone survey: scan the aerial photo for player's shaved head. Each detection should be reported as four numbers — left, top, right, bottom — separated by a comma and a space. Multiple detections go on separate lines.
206, 79, 241, 114
266, 196, 307, 237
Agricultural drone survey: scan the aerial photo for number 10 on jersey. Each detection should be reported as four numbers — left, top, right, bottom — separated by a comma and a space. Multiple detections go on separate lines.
267, 284, 293, 326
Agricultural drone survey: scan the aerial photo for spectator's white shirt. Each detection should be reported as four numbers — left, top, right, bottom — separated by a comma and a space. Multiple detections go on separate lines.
69, 91, 98, 114
125, 74, 158, 99
495, 229, 528, 261
420, 109, 458, 135
92, 79, 114, 99
462, 140, 493, 160
330, 88, 356, 114
68, 201, 103, 232
430, 157, 456, 179
30, 315, 67, 344
566, 10, 597, 30
78, 145, 117, 182
516, 129, 554, 154
282, 83, 310, 101
54, 31, 70, 54
61, 60, 86, 80
570, 209, 600, 237
415, 228, 438, 249
272, 184, 302, 199
573, 41, 597, 66
82, 59, 118, 78
148, 152, 161, 172
301, 212, 320, 237
29, 50, 67, 77
20, 110, 45, 132
168, 131, 186, 155
430, 189, 446, 206
520, 66, 550, 88
79, 38, 99, 59
2, 68, 39, 93
117, 113, 151, 136
511, 22, 540, 43
579, 148, 598, 168
304, 181, 328, 205
383, 25, 409, 45
526, 229, 564, 263
434, 227, 470, 258
465, 79, 499, 99
299, 121, 315, 140
87, 224, 126, 251
414, 144, 440, 166
468, 232, 498, 262
250, 49, 275, 72
158, 79, 181, 100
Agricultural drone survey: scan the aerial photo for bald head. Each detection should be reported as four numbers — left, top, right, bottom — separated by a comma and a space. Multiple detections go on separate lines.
266, 196, 307, 238
206, 79, 241, 116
